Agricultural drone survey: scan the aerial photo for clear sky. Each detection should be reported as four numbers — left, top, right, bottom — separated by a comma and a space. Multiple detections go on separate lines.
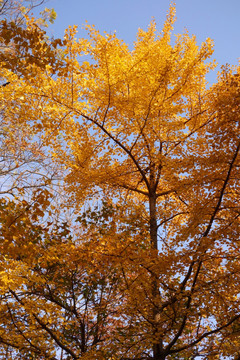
47, 0, 240, 84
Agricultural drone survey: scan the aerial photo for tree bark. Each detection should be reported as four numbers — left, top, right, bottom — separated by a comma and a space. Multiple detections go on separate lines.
149, 193, 158, 251
149, 193, 166, 360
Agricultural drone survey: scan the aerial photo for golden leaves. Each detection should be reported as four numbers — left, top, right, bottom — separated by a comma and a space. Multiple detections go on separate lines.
1, 2, 240, 359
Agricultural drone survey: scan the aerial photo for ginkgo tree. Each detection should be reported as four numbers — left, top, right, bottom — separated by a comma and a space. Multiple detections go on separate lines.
1, 2, 240, 359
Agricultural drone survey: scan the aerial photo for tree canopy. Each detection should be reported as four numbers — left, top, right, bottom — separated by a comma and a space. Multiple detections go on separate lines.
0, 2, 240, 359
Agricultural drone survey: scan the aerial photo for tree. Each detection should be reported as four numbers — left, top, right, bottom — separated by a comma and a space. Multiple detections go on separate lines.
1, 3, 240, 359
0, 0, 56, 24
0, 0, 60, 200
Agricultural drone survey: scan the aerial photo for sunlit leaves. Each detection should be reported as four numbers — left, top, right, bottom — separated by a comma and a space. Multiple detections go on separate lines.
0, 2, 240, 359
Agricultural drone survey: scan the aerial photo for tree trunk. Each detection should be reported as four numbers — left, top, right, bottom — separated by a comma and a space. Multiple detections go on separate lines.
149, 193, 166, 360
149, 193, 158, 251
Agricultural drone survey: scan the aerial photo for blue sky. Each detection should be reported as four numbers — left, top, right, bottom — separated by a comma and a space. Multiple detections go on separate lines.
47, 0, 240, 84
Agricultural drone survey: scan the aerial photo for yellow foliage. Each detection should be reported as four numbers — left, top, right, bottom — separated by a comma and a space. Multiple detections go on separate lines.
0, 3, 240, 359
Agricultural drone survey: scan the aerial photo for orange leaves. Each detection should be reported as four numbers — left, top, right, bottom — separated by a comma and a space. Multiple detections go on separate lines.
1, 2, 240, 359
0, 17, 63, 79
